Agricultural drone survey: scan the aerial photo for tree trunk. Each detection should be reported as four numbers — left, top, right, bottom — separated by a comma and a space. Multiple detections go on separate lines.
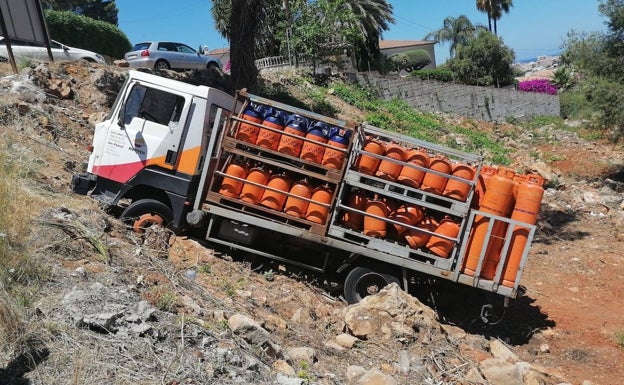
230, 0, 260, 93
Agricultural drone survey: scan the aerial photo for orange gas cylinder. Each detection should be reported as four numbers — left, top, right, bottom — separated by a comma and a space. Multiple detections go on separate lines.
341, 189, 367, 230
218, 161, 248, 198
462, 170, 516, 276
260, 172, 292, 211
277, 114, 308, 157
239, 167, 270, 204
473, 165, 498, 207
426, 217, 460, 258
405, 217, 439, 249
305, 184, 333, 224
235, 105, 264, 144
512, 173, 527, 199
355, 137, 385, 175
363, 196, 389, 238
375, 142, 407, 181
300, 122, 329, 164
256, 109, 286, 151
501, 174, 545, 287
321, 128, 352, 169
397, 149, 430, 188
443, 163, 476, 202
388, 204, 425, 237
283, 178, 313, 218
420, 157, 452, 194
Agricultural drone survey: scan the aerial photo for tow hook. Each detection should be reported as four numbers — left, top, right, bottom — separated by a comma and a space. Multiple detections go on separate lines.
480, 300, 507, 325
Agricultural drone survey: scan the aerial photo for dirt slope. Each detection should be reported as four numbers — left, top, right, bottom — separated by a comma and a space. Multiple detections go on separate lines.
1, 61, 623, 385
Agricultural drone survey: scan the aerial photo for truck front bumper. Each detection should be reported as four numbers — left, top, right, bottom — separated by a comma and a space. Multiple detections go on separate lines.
71, 173, 96, 195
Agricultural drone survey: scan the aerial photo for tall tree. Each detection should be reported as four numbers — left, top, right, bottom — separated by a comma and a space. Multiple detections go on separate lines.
43, 0, 119, 25
475, 0, 513, 34
491, 0, 513, 35
228, 0, 262, 93
476, 0, 493, 32
341, 0, 395, 71
212, 0, 394, 89
447, 30, 515, 86
424, 15, 484, 58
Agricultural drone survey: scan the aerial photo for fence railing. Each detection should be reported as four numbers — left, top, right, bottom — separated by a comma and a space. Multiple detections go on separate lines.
255, 54, 313, 70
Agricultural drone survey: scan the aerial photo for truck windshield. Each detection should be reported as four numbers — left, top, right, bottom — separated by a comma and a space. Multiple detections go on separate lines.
123, 84, 185, 127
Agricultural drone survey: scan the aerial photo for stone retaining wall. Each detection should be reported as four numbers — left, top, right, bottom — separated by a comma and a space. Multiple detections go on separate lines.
347, 72, 560, 122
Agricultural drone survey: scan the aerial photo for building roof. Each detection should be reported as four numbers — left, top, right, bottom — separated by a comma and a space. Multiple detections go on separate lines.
208, 47, 230, 55
379, 40, 435, 50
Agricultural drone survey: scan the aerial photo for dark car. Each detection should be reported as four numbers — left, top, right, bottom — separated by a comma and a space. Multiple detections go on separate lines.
124, 41, 221, 70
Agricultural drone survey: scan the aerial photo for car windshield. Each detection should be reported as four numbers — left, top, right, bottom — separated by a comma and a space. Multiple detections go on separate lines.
132, 42, 151, 51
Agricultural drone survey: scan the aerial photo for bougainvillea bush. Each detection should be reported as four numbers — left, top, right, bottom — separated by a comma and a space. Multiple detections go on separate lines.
517, 79, 559, 95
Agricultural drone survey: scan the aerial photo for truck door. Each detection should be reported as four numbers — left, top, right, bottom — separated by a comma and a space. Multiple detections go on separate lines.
92, 81, 190, 183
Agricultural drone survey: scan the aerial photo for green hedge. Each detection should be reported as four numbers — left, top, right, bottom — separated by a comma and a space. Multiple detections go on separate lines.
45, 10, 131, 59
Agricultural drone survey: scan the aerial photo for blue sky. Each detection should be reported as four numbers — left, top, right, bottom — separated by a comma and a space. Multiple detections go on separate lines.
117, 0, 608, 63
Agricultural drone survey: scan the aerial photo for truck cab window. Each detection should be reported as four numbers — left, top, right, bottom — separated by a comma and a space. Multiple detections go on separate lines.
122, 84, 185, 127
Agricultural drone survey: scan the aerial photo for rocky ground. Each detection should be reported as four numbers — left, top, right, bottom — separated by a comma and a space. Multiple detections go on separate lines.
0, 61, 623, 385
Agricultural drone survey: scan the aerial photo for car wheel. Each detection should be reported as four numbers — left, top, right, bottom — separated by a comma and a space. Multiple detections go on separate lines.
0, 56, 7, 62
154, 60, 170, 70
207, 62, 219, 71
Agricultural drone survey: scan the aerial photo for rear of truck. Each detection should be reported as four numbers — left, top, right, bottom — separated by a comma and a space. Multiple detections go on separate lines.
191, 91, 539, 306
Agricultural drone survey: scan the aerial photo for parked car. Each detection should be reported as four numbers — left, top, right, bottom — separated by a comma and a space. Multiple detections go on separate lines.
0, 36, 105, 64
124, 41, 221, 71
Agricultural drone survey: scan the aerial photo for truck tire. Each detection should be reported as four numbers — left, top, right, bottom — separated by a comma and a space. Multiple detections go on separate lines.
344, 266, 401, 304
120, 199, 173, 233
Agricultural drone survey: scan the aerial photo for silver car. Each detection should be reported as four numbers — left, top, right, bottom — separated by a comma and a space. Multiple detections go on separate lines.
0, 36, 105, 64
124, 41, 221, 71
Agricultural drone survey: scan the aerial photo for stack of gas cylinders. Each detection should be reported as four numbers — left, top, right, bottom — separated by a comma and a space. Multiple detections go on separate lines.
462, 166, 545, 287
233, 102, 352, 170
217, 160, 335, 225
338, 135, 481, 259
355, 136, 477, 202
340, 188, 460, 259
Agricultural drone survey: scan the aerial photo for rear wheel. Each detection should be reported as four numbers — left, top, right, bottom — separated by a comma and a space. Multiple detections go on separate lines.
120, 199, 173, 233
154, 60, 170, 70
344, 266, 401, 304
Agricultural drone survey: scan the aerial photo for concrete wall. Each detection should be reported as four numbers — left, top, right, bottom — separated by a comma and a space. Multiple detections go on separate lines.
348, 72, 560, 122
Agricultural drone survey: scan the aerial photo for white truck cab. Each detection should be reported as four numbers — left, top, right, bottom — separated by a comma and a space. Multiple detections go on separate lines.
72, 70, 235, 229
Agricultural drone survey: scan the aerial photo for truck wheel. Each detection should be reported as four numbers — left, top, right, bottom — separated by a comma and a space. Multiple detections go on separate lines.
344, 266, 400, 304
120, 199, 173, 233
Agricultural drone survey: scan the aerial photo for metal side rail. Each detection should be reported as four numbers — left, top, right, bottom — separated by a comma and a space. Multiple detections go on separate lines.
453, 210, 537, 298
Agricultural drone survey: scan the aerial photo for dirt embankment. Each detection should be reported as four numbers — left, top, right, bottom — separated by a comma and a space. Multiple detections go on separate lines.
0, 61, 623, 385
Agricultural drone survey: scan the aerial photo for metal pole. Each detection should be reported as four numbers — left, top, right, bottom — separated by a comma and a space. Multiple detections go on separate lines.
0, 5, 18, 74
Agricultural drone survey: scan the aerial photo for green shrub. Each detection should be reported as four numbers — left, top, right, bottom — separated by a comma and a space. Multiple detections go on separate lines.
410, 69, 454, 82
45, 10, 132, 59
390, 49, 431, 72
577, 76, 624, 139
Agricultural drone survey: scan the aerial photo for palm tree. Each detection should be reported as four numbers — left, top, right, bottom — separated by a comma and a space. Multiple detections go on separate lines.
476, 0, 493, 32
475, 0, 513, 35
491, 0, 513, 35
341, 0, 395, 71
424, 15, 482, 58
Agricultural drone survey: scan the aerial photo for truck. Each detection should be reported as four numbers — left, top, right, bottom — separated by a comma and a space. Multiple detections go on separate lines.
71, 70, 541, 319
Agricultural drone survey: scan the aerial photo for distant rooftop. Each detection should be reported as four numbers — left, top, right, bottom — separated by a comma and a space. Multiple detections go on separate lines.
379, 40, 435, 49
